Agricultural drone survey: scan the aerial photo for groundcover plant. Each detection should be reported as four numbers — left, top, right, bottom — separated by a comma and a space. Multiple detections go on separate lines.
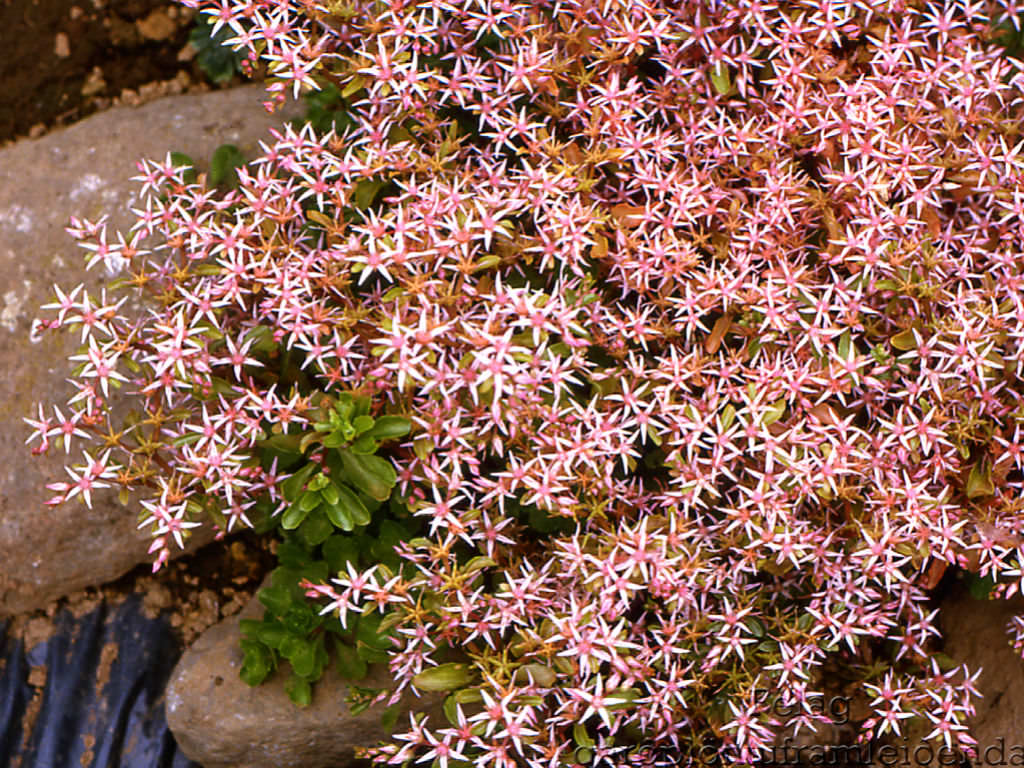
23, 0, 1024, 764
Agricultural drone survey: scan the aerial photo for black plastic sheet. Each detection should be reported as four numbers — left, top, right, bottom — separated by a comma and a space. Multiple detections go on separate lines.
0, 594, 199, 768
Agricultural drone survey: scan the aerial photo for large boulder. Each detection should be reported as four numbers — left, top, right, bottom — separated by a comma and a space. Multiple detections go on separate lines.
166, 587, 446, 768
0, 85, 303, 615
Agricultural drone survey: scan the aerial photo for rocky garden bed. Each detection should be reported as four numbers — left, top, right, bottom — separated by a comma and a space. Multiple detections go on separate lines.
0, 79, 440, 768
5, 2, 1024, 767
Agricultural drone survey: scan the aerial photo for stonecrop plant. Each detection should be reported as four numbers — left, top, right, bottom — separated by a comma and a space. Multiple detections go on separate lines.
237, 391, 419, 707
24, 0, 1024, 764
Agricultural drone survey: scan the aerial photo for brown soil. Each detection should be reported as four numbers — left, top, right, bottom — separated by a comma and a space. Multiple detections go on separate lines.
0, 0, 241, 144
3, 529, 277, 657
11, 686, 43, 768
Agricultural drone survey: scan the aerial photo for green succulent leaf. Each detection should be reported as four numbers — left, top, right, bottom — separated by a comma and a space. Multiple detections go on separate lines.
354, 178, 386, 209
412, 663, 474, 692
299, 559, 329, 586
209, 143, 246, 189
239, 618, 263, 637
299, 489, 321, 512
189, 15, 245, 85
890, 328, 917, 351
276, 539, 316, 571
967, 460, 994, 499
574, 722, 595, 749
297, 509, 334, 548
710, 64, 731, 96
282, 463, 317, 502
527, 504, 573, 534
323, 534, 361, 573
356, 612, 392, 650
207, 145, 245, 191
298, 430, 323, 454
321, 431, 347, 448
325, 483, 369, 530
443, 693, 460, 726
359, 489, 383, 515
281, 498, 312, 530
966, 572, 996, 600
355, 641, 390, 664
336, 448, 396, 500
257, 582, 292, 618
334, 639, 369, 681
462, 556, 496, 575
371, 519, 410, 571
353, 415, 375, 435
513, 663, 557, 687
239, 638, 275, 687
380, 702, 401, 731
286, 640, 316, 679
169, 152, 198, 185
240, 618, 290, 650
761, 398, 787, 427
325, 500, 354, 531
307, 473, 330, 492
366, 415, 412, 440
349, 434, 379, 454
321, 481, 341, 506
334, 393, 355, 421
285, 675, 313, 707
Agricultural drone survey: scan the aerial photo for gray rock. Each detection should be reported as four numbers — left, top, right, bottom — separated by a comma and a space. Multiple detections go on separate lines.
0, 85, 304, 615
938, 585, 1024, 761
769, 584, 1024, 768
166, 587, 446, 768
857, 585, 1024, 768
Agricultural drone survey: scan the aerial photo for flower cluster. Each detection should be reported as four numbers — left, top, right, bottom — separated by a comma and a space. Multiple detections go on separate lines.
26, 0, 1024, 764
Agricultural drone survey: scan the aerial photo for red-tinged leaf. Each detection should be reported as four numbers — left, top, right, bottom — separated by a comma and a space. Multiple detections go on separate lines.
705, 314, 732, 354
610, 204, 646, 227
919, 558, 948, 591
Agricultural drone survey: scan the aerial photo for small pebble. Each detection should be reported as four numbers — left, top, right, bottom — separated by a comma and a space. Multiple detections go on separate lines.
136, 8, 176, 41
28, 665, 47, 688
119, 88, 140, 107
54, 32, 70, 59
81, 66, 106, 97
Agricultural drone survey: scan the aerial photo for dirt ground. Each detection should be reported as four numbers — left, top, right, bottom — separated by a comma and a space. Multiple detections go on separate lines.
0, 0, 238, 143
4, 528, 278, 657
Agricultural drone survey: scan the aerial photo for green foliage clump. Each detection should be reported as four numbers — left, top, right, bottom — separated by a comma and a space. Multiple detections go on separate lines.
294, 83, 357, 136
189, 15, 247, 85
169, 144, 246, 190
239, 393, 419, 706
